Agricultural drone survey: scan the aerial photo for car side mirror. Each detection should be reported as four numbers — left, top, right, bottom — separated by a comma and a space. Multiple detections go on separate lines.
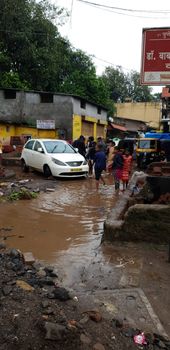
74, 148, 78, 153
37, 147, 44, 153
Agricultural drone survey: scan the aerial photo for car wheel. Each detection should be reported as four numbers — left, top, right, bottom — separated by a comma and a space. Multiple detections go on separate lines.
21, 159, 29, 173
43, 164, 52, 178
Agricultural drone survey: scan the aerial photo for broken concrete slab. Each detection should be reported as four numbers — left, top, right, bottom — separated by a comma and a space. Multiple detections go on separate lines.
23, 252, 35, 265
104, 202, 170, 243
75, 288, 168, 338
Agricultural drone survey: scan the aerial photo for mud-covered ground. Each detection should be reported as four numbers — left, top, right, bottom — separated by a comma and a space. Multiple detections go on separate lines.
1, 247, 170, 350
0, 165, 170, 349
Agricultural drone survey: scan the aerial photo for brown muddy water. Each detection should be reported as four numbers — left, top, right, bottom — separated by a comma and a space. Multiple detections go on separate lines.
0, 177, 117, 287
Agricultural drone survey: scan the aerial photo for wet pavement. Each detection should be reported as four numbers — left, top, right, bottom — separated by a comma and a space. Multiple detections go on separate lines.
1, 172, 170, 336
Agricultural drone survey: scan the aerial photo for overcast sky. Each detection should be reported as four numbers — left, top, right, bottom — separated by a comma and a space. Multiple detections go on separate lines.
53, 0, 170, 92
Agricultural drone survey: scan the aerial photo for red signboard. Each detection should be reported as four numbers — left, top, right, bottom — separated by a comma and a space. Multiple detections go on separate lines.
141, 27, 170, 85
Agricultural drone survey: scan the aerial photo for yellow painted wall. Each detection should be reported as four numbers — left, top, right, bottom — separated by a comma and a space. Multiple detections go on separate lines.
72, 114, 107, 141
0, 124, 58, 145
0, 124, 15, 144
85, 116, 97, 123
116, 102, 161, 128
72, 115, 82, 141
93, 123, 97, 140
15, 126, 37, 138
16, 126, 58, 139
37, 129, 57, 139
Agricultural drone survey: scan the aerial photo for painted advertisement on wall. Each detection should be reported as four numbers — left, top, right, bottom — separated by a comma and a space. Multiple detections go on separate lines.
141, 27, 170, 85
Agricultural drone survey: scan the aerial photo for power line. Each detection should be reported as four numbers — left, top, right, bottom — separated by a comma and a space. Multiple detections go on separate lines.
77, 0, 170, 19
92, 55, 131, 72
77, 0, 170, 14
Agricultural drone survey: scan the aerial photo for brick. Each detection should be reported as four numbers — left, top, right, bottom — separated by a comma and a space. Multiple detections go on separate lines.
23, 252, 35, 265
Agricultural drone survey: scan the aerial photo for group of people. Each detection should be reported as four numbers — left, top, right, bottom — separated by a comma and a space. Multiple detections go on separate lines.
72, 135, 133, 193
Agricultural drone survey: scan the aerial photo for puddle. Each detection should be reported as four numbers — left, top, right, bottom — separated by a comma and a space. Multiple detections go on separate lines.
0, 177, 116, 285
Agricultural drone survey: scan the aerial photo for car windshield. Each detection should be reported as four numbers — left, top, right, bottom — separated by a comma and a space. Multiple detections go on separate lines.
138, 140, 156, 149
43, 141, 76, 154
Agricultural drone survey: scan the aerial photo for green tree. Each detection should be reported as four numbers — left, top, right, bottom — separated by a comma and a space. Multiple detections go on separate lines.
0, 72, 29, 89
0, 0, 69, 91
101, 66, 128, 102
101, 67, 154, 104
60, 49, 110, 107
0, 0, 114, 112
127, 71, 153, 102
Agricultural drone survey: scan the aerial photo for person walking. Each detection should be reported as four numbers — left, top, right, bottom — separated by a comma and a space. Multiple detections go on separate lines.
112, 147, 124, 195
122, 150, 133, 191
106, 140, 115, 174
94, 143, 106, 190
97, 137, 106, 153
86, 137, 96, 177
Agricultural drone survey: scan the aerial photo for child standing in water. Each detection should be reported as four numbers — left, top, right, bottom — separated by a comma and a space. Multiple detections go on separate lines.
94, 143, 106, 190
122, 149, 132, 191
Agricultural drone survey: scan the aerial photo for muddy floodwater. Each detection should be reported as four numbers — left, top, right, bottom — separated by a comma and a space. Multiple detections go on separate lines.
0, 177, 116, 286
1, 175, 170, 335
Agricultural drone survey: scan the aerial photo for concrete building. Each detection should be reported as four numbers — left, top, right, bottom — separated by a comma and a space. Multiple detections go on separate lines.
116, 102, 161, 129
0, 89, 107, 146
107, 116, 147, 138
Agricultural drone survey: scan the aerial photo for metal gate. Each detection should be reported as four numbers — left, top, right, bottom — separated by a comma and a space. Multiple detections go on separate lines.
82, 121, 94, 139
97, 124, 104, 138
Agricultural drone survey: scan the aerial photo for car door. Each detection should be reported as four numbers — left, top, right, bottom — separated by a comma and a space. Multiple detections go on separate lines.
22, 139, 35, 167
32, 140, 46, 171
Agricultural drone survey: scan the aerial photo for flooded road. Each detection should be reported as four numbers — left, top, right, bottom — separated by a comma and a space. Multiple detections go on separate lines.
1, 174, 170, 334
0, 177, 116, 287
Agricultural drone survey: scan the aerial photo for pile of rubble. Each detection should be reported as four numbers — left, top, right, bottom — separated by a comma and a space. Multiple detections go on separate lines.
0, 244, 170, 350
0, 179, 57, 201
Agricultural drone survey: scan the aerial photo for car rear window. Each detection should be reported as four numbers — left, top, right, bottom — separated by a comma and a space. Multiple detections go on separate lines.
24, 140, 34, 150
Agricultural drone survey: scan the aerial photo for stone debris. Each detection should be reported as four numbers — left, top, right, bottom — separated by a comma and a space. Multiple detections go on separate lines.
79, 315, 89, 325
0, 248, 170, 350
46, 188, 55, 192
2, 285, 12, 296
0, 241, 6, 250
83, 310, 102, 323
80, 333, 92, 345
44, 322, 67, 340
43, 307, 54, 315
16, 280, 34, 292
93, 343, 105, 350
52, 287, 71, 301
9, 248, 21, 259
41, 300, 50, 309
37, 269, 47, 278
23, 252, 35, 265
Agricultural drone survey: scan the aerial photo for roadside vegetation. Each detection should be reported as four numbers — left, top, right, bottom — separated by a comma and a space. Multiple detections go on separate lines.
0, 0, 160, 117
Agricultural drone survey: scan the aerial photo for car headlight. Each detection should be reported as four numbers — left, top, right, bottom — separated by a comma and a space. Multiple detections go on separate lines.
83, 160, 87, 165
51, 158, 66, 166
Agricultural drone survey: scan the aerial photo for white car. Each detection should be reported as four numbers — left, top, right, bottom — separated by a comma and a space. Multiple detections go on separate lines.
21, 139, 88, 178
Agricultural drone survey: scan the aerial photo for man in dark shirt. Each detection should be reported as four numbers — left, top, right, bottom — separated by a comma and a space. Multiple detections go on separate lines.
94, 143, 106, 190
72, 135, 86, 157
